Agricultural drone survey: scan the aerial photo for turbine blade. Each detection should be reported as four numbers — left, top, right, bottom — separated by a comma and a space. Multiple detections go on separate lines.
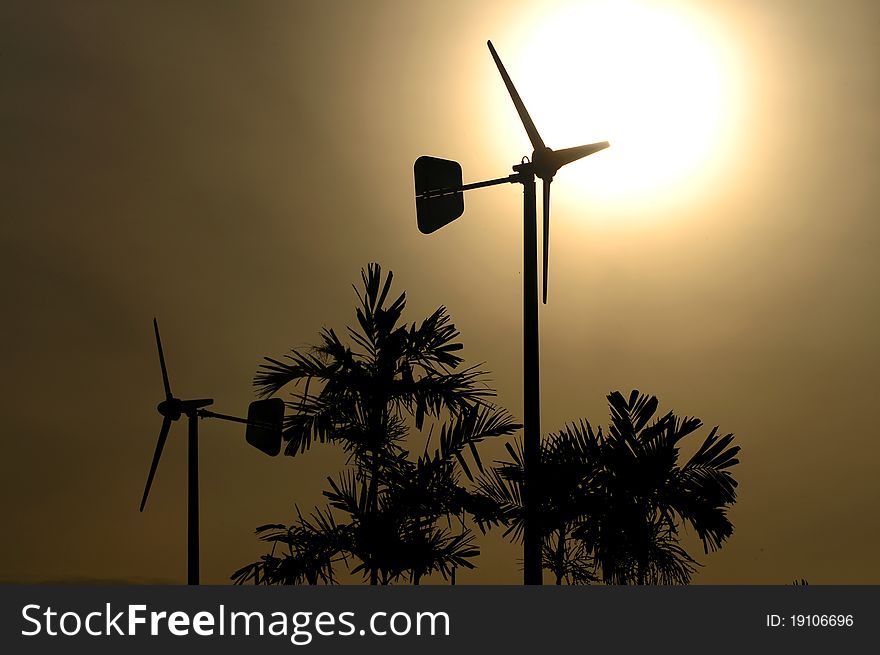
548, 141, 610, 171
140, 416, 172, 512
487, 41, 545, 152
542, 179, 551, 305
153, 318, 172, 399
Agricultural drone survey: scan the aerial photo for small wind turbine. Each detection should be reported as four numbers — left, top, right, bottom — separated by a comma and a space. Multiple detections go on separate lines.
140, 318, 284, 585
414, 41, 608, 584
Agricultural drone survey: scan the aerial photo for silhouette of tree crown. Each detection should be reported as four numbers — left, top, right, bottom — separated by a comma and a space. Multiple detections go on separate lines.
234, 263, 521, 585
477, 389, 740, 585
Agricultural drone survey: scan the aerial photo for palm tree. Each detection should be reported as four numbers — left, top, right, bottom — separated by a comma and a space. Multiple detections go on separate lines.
236, 263, 520, 584
475, 424, 601, 584
478, 390, 740, 584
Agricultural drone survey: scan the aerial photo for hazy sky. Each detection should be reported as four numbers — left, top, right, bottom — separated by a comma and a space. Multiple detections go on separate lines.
2, 0, 878, 584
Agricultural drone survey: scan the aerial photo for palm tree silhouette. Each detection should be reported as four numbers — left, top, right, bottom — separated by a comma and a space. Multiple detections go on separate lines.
478, 390, 740, 584
235, 263, 520, 584
476, 424, 600, 584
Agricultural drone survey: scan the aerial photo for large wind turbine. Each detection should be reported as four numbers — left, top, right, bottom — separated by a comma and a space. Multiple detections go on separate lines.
414, 41, 608, 584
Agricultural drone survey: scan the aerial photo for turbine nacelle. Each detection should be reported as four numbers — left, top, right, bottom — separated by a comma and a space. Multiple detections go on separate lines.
156, 397, 214, 421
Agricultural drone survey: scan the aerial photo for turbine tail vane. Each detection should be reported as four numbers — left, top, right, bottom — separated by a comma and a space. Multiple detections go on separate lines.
487, 41, 546, 152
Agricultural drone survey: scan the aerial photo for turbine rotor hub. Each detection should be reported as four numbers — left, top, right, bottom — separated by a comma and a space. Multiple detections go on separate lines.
531, 146, 558, 181
157, 398, 183, 421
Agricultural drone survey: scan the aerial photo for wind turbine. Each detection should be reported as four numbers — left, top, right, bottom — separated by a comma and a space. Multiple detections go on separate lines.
414, 41, 608, 584
140, 318, 284, 584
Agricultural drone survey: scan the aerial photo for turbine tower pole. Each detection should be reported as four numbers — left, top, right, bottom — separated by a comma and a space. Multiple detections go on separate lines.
519, 164, 543, 585
187, 411, 199, 585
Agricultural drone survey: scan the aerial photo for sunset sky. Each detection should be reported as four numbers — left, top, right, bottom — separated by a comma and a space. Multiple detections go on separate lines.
2, 0, 878, 584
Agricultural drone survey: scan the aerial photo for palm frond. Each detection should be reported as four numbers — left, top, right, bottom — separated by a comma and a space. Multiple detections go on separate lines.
607, 390, 660, 439
434, 405, 522, 481
406, 306, 466, 371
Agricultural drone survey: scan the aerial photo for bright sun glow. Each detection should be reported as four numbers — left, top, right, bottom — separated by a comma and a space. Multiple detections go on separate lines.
498, 0, 742, 210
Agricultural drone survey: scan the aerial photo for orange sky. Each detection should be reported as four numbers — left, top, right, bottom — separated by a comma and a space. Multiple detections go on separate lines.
2, 0, 879, 584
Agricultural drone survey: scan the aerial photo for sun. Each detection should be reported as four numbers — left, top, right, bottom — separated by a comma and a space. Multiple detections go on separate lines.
494, 0, 742, 211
